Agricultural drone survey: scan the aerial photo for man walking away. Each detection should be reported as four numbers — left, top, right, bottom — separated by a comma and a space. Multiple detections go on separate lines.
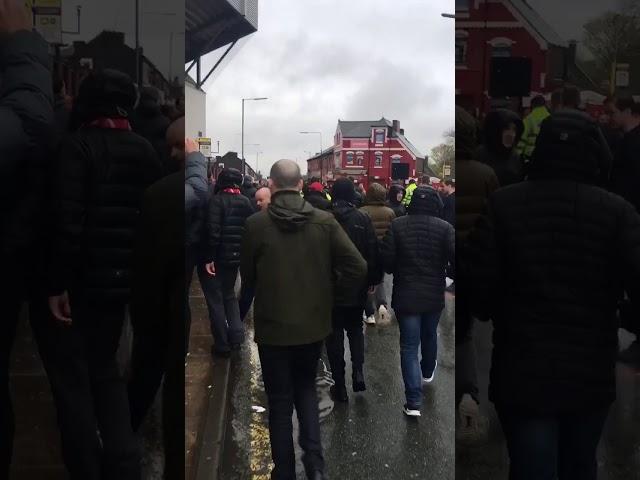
381, 187, 454, 417
327, 178, 380, 402
402, 178, 417, 206
241, 160, 367, 480
610, 96, 640, 366
128, 119, 186, 480
387, 183, 406, 217
516, 95, 550, 164
241, 174, 258, 211
238, 187, 271, 321
0, 2, 53, 475
305, 181, 331, 211
455, 106, 499, 435
467, 109, 640, 480
204, 168, 254, 357
359, 182, 395, 325
47, 69, 161, 480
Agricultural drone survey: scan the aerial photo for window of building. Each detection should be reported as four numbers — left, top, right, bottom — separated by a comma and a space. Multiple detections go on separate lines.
346, 152, 354, 165
455, 31, 468, 66
375, 130, 385, 144
456, 40, 467, 65
455, 0, 469, 10
492, 45, 512, 57
356, 154, 364, 166
490, 38, 514, 58
375, 152, 383, 167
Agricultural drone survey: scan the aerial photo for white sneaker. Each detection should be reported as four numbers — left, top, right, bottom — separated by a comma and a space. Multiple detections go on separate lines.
364, 315, 376, 325
422, 360, 437, 384
403, 405, 421, 417
378, 305, 390, 324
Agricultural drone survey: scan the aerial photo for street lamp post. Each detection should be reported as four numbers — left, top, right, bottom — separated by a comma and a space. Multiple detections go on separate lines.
300, 131, 323, 156
242, 97, 268, 174
245, 143, 260, 176
256, 151, 263, 177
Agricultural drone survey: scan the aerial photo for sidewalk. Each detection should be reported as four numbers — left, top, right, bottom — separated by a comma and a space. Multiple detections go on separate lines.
186, 278, 233, 480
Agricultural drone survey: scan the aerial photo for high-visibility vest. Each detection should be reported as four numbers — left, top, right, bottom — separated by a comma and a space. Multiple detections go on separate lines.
516, 106, 550, 161
402, 183, 417, 206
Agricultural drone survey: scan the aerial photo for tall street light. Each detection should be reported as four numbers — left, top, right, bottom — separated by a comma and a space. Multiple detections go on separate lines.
242, 97, 268, 174
300, 131, 323, 156
441, 13, 455, 18
256, 151, 263, 177
245, 143, 260, 176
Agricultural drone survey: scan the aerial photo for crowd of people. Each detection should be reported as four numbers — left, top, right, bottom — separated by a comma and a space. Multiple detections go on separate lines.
1, 8, 186, 479
456, 85, 640, 479
186, 150, 456, 478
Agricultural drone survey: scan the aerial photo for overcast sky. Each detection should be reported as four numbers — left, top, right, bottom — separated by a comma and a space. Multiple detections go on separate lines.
528, 0, 625, 58
60, 0, 184, 82
198, 0, 455, 175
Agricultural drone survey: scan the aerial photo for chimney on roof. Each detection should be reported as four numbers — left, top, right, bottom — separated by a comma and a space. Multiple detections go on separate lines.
400, 128, 405, 135
392, 120, 400, 133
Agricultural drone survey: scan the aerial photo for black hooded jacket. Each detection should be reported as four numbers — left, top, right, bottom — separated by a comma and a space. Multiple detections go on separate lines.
49, 70, 163, 302
387, 184, 407, 218
205, 169, 254, 266
475, 109, 525, 187
331, 200, 381, 306
466, 113, 640, 414
381, 187, 455, 314
305, 190, 331, 211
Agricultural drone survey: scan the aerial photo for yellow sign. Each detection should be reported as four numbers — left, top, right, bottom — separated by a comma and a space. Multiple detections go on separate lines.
198, 138, 212, 157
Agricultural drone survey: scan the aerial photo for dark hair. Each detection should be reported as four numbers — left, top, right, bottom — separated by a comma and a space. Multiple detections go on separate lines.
562, 85, 581, 109
616, 97, 640, 115
420, 175, 430, 185
409, 178, 416, 184
551, 89, 563, 106
444, 179, 455, 187
531, 95, 546, 108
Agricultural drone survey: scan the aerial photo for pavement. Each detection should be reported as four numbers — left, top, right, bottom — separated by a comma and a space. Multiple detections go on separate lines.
455, 320, 640, 480
218, 275, 456, 480
8, 306, 165, 480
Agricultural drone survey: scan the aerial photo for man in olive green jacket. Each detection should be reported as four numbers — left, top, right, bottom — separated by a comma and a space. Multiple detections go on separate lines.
240, 159, 367, 480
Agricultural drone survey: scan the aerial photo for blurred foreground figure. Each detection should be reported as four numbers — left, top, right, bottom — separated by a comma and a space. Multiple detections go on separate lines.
0, 0, 53, 475
47, 69, 161, 480
467, 106, 640, 480
128, 117, 187, 480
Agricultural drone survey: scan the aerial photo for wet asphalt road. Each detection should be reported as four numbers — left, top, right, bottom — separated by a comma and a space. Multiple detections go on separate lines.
455, 321, 640, 480
219, 276, 455, 480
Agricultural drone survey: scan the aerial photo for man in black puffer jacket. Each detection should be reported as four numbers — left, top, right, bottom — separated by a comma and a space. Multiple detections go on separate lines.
0, 6, 53, 474
47, 69, 161, 480
466, 110, 640, 480
325, 178, 380, 402
204, 168, 254, 357
381, 186, 454, 417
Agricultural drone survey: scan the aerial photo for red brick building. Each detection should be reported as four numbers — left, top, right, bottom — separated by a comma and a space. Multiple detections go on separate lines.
307, 118, 431, 189
455, 0, 570, 116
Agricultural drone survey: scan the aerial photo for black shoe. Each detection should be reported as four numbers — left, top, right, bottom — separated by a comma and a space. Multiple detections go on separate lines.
330, 384, 348, 402
352, 370, 366, 392
211, 346, 231, 359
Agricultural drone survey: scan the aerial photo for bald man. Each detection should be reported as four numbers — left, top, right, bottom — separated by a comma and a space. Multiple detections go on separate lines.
240, 159, 367, 480
255, 186, 271, 211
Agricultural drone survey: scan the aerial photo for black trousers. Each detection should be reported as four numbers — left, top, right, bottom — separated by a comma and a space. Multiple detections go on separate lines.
129, 273, 184, 480
40, 295, 140, 480
258, 342, 324, 480
325, 306, 365, 386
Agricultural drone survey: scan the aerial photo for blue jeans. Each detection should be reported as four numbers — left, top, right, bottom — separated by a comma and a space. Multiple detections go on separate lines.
398, 311, 441, 408
497, 408, 609, 480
